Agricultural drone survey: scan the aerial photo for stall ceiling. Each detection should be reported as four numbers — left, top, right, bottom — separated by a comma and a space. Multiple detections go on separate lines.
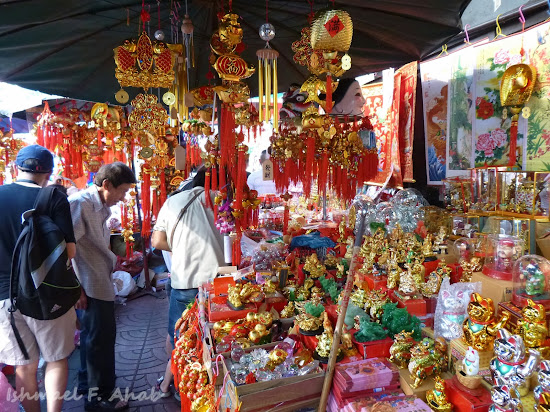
0, 0, 471, 104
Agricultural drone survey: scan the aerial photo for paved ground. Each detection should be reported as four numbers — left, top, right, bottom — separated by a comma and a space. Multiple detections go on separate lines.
61, 292, 180, 412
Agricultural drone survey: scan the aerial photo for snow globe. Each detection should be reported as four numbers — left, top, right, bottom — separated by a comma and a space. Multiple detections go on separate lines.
482, 234, 524, 281
512, 254, 550, 309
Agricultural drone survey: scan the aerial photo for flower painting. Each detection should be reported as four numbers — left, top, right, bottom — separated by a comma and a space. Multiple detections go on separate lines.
472, 35, 526, 168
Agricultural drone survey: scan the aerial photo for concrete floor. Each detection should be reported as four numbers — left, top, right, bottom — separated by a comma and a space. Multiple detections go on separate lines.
61, 293, 180, 412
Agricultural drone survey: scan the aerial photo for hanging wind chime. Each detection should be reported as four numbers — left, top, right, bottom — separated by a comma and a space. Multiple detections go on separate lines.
256, 1, 278, 132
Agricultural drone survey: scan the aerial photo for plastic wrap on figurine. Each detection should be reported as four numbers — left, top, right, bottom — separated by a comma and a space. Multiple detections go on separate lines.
489, 385, 523, 412
535, 360, 550, 411
490, 329, 541, 397
463, 293, 510, 352
434, 278, 481, 341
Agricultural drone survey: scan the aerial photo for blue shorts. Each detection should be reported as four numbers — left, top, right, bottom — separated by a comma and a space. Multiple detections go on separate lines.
168, 288, 198, 347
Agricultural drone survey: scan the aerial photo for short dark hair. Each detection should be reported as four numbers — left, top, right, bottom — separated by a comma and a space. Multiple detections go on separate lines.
94, 162, 137, 188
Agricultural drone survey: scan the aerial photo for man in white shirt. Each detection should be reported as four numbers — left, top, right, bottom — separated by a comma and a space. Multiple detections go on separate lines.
246, 150, 277, 195
151, 167, 224, 397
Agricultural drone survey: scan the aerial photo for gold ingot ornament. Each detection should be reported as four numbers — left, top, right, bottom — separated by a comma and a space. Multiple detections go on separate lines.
311, 8, 353, 53
500, 64, 537, 107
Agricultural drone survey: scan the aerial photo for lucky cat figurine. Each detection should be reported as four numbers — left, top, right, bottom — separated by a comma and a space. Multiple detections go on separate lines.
534, 360, 550, 412
518, 299, 549, 358
489, 385, 523, 412
435, 278, 478, 341
490, 328, 541, 397
463, 346, 480, 375
463, 293, 510, 351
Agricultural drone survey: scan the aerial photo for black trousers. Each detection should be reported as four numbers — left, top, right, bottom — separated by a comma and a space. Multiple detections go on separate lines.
79, 297, 116, 400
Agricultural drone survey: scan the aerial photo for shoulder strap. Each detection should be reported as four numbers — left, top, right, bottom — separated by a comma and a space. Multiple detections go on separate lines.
33, 186, 56, 215
169, 189, 203, 249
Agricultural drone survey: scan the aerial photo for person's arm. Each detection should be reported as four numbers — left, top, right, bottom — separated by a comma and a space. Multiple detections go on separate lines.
152, 230, 170, 251
66, 242, 76, 260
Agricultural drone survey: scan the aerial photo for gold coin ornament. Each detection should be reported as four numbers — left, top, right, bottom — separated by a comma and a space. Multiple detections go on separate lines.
342, 53, 352, 71
162, 92, 176, 106
140, 147, 154, 159
115, 89, 129, 104
522, 107, 531, 119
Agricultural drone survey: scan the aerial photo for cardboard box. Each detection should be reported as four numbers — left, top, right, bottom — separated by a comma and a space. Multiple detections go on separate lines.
471, 271, 513, 307
450, 338, 492, 381
398, 369, 453, 401
222, 357, 325, 412
151, 272, 170, 289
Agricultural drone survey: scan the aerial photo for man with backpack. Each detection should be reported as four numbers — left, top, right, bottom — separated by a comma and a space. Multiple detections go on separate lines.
69, 162, 136, 412
0, 145, 77, 412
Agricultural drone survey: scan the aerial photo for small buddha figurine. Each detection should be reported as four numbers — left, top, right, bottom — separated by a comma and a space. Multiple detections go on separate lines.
398, 266, 421, 300
315, 312, 340, 359
341, 332, 359, 357
303, 253, 326, 278
280, 301, 295, 318
459, 256, 482, 282
422, 233, 436, 259
359, 235, 372, 258
386, 252, 402, 290
338, 220, 347, 243
344, 237, 354, 260
434, 226, 448, 255
421, 260, 451, 298
390, 224, 404, 247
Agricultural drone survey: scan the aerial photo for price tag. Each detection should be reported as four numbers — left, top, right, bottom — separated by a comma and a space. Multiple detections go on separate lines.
262, 159, 273, 181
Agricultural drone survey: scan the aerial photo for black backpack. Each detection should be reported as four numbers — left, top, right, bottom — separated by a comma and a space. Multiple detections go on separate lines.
9, 186, 81, 358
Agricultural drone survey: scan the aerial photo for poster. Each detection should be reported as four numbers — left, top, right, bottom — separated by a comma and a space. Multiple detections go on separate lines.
362, 73, 403, 187
524, 22, 550, 171
420, 57, 451, 184
472, 33, 526, 168
397, 61, 418, 183
446, 45, 479, 177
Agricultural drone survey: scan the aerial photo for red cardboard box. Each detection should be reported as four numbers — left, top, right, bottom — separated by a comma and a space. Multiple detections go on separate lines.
445, 377, 492, 412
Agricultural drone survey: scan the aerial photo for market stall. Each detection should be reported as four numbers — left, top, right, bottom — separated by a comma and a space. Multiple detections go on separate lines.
3, 0, 550, 412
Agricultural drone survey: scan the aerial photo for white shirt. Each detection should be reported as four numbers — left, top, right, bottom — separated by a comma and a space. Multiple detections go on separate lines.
154, 187, 224, 289
247, 170, 277, 195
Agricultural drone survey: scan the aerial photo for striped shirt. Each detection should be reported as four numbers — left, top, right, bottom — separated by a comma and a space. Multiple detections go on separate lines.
69, 185, 117, 301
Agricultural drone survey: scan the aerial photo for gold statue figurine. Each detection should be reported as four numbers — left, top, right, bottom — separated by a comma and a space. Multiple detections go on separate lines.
303, 253, 326, 278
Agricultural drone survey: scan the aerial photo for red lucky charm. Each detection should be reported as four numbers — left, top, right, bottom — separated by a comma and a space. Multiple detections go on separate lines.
229, 324, 248, 338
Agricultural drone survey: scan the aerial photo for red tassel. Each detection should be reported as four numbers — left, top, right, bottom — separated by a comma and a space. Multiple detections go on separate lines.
325, 75, 333, 114
37, 126, 44, 147
318, 150, 329, 193
160, 169, 167, 205
152, 189, 159, 218
219, 166, 226, 191
204, 171, 213, 210
141, 167, 151, 237
283, 204, 290, 235
509, 118, 518, 166
212, 166, 218, 191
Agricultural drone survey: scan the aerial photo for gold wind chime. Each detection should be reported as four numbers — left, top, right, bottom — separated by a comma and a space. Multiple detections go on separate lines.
256, 6, 278, 132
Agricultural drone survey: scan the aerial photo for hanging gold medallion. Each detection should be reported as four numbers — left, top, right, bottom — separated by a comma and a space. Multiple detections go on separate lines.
115, 89, 129, 104
139, 147, 154, 159
128, 94, 168, 131
162, 92, 176, 106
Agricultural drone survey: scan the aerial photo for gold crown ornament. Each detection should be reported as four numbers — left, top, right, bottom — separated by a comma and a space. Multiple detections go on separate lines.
113, 32, 181, 89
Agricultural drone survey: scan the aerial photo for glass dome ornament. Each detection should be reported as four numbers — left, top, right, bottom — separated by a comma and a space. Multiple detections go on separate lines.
154, 30, 165, 41
482, 234, 524, 281
259, 23, 275, 42
512, 254, 550, 309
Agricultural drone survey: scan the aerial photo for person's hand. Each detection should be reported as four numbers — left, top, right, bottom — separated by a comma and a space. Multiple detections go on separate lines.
75, 289, 87, 310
